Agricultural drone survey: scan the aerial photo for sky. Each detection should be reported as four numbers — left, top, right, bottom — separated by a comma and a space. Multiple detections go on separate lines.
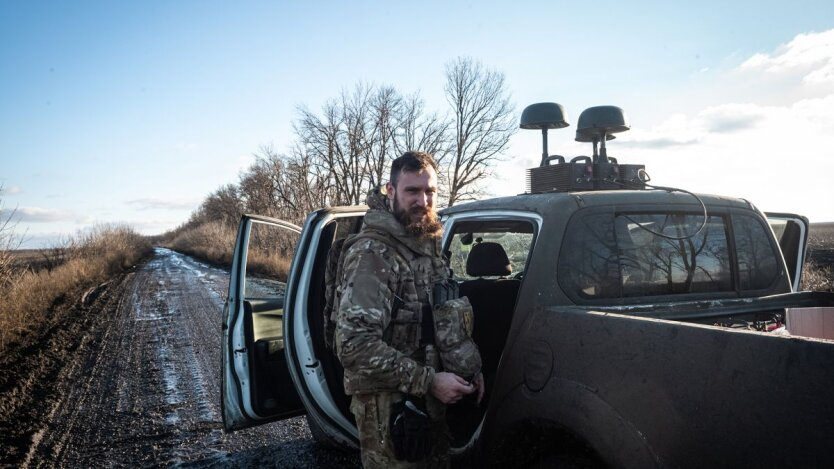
2, 1, 833, 248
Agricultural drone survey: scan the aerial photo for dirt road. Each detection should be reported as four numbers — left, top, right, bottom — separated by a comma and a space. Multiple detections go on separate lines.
9, 248, 360, 468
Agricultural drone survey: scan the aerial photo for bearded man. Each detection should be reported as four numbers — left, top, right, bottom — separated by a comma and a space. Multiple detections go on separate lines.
335, 151, 483, 468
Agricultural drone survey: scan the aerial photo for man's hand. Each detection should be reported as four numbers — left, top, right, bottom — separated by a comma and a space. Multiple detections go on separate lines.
473, 372, 485, 405
430, 372, 474, 404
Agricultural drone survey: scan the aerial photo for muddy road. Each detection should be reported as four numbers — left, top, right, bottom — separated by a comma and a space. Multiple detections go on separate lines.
13, 248, 360, 468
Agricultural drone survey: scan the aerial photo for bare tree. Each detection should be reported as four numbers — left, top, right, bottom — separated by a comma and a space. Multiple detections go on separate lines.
254, 144, 333, 223
294, 83, 450, 206
198, 184, 244, 228
394, 93, 453, 197
444, 57, 516, 206
295, 84, 374, 206
395, 93, 451, 162
365, 86, 400, 190
239, 157, 282, 218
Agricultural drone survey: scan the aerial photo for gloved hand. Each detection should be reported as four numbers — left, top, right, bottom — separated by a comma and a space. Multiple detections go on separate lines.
390, 397, 433, 462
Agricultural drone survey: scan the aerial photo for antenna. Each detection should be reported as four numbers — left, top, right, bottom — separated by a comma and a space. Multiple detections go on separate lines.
519, 103, 569, 167
523, 102, 646, 192
575, 106, 630, 163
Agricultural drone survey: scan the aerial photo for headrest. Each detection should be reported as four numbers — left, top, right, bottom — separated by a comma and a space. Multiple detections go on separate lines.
466, 242, 512, 277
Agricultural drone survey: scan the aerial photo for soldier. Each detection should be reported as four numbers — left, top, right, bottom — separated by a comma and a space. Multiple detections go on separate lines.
335, 151, 484, 468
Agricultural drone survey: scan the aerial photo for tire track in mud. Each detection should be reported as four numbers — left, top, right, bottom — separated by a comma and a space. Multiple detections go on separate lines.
22, 248, 359, 468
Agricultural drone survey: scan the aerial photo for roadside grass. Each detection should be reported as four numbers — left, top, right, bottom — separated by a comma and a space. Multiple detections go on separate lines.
162, 220, 294, 281
165, 221, 238, 268
0, 225, 153, 350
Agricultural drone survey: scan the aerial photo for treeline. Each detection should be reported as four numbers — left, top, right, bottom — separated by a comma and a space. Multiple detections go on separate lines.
162, 57, 516, 268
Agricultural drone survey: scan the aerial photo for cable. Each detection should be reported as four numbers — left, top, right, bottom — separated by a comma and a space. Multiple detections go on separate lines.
604, 173, 710, 241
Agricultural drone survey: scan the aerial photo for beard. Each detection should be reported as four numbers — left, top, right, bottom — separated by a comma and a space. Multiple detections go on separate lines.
392, 198, 443, 239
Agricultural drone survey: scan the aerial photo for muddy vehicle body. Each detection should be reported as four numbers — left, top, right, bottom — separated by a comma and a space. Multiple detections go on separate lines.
222, 105, 834, 467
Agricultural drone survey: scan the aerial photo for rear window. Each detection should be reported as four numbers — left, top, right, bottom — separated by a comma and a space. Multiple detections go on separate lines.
558, 210, 781, 301
733, 214, 779, 290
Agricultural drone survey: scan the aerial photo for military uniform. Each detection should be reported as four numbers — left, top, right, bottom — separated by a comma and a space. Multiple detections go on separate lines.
335, 192, 454, 468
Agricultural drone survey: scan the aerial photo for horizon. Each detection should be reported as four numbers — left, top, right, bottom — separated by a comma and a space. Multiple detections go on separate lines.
2, 1, 833, 248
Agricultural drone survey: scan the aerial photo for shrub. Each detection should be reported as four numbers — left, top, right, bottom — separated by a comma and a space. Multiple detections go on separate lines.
0, 225, 152, 350
162, 220, 297, 282
165, 221, 238, 267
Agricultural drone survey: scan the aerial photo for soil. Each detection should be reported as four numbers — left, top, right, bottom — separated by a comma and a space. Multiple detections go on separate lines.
0, 248, 361, 468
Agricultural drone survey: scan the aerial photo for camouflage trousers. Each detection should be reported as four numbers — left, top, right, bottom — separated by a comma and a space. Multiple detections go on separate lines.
350, 391, 449, 469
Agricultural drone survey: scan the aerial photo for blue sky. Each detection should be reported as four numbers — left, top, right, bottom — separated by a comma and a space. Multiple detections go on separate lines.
2, 1, 833, 248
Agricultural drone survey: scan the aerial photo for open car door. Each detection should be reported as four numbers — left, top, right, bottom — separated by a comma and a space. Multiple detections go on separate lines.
222, 208, 368, 443
765, 212, 809, 291
222, 214, 304, 431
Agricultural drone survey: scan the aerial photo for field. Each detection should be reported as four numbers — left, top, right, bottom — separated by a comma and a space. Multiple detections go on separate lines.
8, 248, 70, 273
803, 222, 834, 292
808, 222, 834, 264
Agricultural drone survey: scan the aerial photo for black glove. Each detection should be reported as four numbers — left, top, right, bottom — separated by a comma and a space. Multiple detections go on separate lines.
390, 397, 433, 462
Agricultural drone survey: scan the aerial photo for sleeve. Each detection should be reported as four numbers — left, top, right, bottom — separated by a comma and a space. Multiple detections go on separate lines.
334, 239, 435, 397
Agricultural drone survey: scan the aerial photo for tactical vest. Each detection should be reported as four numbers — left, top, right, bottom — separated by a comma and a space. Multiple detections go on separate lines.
328, 228, 447, 355
334, 210, 481, 395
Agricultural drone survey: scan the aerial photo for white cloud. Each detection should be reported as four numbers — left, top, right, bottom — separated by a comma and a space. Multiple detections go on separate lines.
739, 29, 834, 86
699, 103, 767, 133
617, 114, 703, 149
126, 198, 199, 211
612, 94, 834, 221
547, 30, 834, 222
1, 207, 66, 223
0, 207, 94, 224
129, 219, 183, 235
0, 185, 22, 195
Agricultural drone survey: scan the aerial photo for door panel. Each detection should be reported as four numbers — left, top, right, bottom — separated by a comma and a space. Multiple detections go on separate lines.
281, 208, 366, 447
765, 212, 809, 291
222, 215, 303, 431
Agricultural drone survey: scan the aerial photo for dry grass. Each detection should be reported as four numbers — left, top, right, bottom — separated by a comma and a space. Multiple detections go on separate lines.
245, 247, 293, 281
803, 222, 834, 292
165, 221, 238, 267
802, 261, 834, 292
0, 225, 152, 350
163, 220, 295, 282
0, 204, 23, 292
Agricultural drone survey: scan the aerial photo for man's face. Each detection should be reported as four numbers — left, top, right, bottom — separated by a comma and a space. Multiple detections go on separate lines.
386, 167, 442, 238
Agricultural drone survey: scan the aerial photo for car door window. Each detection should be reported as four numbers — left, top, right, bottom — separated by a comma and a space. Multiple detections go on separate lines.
449, 230, 534, 280
244, 220, 300, 299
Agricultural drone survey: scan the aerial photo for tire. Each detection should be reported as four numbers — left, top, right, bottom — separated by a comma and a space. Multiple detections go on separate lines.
306, 414, 348, 450
529, 453, 601, 469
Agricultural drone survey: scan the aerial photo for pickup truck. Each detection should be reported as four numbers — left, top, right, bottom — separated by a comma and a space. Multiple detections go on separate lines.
221, 104, 834, 468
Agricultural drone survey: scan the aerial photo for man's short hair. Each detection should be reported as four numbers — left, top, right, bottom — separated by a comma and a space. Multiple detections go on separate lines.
390, 151, 438, 187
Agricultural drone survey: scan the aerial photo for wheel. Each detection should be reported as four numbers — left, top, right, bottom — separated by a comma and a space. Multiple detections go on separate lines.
306, 414, 347, 450
529, 453, 601, 469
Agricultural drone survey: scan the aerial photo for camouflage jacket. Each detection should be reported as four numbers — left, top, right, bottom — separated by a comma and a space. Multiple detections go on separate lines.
335, 192, 449, 397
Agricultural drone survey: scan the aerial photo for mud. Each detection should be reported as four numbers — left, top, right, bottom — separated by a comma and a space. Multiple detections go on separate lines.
0, 248, 360, 468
